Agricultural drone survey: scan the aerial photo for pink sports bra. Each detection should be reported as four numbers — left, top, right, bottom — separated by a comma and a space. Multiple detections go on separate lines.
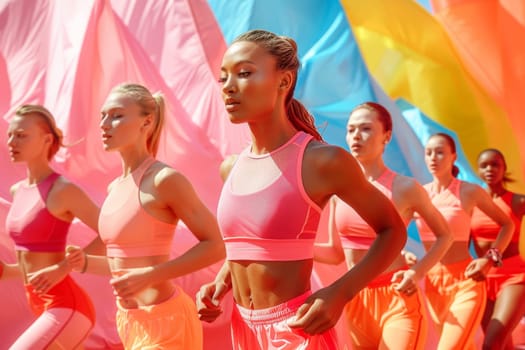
471, 191, 521, 243
6, 173, 70, 252
336, 168, 400, 249
217, 132, 322, 261
98, 157, 176, 258
416, 178, 470, 242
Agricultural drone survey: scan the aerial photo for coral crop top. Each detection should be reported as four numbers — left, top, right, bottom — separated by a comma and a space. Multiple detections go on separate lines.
416, 178, 470, 242
335, 168, 402, 249
471, 191, 521, 243
217, 132, 322, 261
98, 157, 176, 258
6, 173, 70, 252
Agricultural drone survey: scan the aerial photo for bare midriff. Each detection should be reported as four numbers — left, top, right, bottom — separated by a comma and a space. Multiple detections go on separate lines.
229, 259, 313, 309
17, 250, 65, 284
473, 240, 520, 260
108, 254, 175, 308
423, 241, 471, 264
344, 248, 406, 272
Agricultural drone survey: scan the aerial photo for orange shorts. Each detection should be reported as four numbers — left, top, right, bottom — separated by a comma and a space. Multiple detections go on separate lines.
425, 259, 486, 350
486, 254, 525, 300
231, 291, 338, 349
115, 286, 202, 350
344, 269, 427, 350
25, 274, 95, 324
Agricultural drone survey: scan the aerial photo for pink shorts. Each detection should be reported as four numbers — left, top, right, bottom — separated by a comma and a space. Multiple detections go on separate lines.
486, 254, 525, 300
231, 291, 338, 350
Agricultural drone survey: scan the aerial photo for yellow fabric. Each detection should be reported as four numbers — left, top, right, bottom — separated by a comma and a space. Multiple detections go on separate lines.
340, 0, 524, 193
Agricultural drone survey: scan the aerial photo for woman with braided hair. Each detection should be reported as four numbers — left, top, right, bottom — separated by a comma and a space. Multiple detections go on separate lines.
196, 29, 407, 349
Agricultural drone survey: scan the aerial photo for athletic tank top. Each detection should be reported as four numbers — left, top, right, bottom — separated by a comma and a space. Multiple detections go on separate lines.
471, 191, 521, 242
336, 168, 401, 249
217, 131, 322, 261
416, 178, 470, 242
98, 157, 176, 257
6, 173, 70, 252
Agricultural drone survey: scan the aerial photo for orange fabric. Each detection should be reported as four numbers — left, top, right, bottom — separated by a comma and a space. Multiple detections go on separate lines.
486, 254, 525, 300
115, 286, 202, 350
344, 270, 427, 350
25, 275, 95, 325
424, 259, 486, 350
431, 0, 525, 190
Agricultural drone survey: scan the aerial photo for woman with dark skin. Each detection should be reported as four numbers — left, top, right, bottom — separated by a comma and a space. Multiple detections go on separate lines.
196, 30, 407, 349
471, 148, 525, 350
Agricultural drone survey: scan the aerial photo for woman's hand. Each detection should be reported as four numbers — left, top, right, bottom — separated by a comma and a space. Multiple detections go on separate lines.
196, 280, 230, 323
28, 262, 70, 294
464, 257, 491, 281
391, 269, 419, 296
110, 267, 156, 299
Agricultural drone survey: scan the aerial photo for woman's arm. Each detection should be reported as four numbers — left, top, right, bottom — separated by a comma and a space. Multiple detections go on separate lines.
403, 181, 453, 280
290, 144, 406, 334
313, 197, 345, 265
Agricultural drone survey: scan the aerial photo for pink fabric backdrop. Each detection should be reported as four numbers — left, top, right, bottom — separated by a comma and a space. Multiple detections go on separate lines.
0, 0, 251, 348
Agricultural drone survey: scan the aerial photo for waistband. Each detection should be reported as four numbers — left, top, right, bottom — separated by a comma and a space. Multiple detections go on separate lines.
116, 286, 182, 316
427, 258, 472, 276
235, 290, 311, 325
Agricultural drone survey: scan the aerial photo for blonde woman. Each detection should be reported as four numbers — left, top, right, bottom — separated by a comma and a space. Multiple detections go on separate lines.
3, 105, 99, 349
68, 83, 225, 349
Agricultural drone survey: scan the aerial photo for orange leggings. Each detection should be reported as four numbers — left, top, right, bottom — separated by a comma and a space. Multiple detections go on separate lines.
115, 286, 202, 350
425, 260, 486, 350
344, 270, 427, 350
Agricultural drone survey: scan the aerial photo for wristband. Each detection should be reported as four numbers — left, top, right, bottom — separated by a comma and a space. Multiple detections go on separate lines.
80, 252, 88, 273
485, 247, 503, 267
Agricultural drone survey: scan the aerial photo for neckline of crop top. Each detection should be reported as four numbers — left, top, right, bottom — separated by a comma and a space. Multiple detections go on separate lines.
471, 191, 521, 242
336, 168, 399, 250
417, 178, 471, 242
217, 131, 321, 261
6, 172, 71, 252
98, 156, 176, 258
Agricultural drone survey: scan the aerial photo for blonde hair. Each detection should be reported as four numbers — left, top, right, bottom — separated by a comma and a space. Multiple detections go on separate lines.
232, 30, 323, 141
15, 104, 64, 160
110, 83, 165, 156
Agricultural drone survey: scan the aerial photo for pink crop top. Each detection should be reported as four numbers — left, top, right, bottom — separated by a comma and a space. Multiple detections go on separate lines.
471, 191, 521, 243
98, 157, 176, 258
416, 178, 471, 242
335, 169, 401, 249
6, 173, 70, 252
217, 131, 322, 261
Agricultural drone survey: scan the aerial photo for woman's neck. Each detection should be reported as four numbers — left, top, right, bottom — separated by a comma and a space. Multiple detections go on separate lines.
25, 160, 54, 185
431, 173, 454, 192
359, 158, 387, 181
487, 183, 507, 198
248, 120, 298, 155
119, 149, 153, 177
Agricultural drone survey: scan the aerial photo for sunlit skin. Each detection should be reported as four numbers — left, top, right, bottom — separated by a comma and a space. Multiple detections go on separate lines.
3, 113, 99, 293
196, 40, 407, 335
314, 108, 452, 299
69, 91, 225, 308
423, 135, 513, 277
474, 150, 525, 350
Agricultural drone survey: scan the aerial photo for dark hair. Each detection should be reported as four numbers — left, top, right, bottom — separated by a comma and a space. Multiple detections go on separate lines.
232, 30, 322, 141
351, 102, 392, 132
429, 132, 460, 177
477, 148, 514, 184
